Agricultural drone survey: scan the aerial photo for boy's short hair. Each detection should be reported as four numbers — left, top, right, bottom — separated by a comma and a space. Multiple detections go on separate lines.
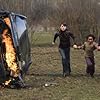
86, 34, 95, 40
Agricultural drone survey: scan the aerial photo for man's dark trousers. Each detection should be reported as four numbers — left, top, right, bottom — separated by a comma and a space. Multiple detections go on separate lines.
59, 48, 71, 74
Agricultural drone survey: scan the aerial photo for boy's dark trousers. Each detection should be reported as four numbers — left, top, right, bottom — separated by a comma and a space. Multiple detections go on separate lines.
59, 48, 71, 75
85, 57, 95, 76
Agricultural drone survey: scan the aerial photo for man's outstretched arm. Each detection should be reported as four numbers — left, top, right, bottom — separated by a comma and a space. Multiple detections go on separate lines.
52, 33, 59, 44
69, 32, 76, 44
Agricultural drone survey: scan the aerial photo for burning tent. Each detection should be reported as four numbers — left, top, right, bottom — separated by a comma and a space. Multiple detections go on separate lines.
0, 11, 31, 88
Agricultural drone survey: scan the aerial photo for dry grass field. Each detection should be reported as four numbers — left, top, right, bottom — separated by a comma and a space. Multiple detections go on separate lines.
1, 32, 100, 100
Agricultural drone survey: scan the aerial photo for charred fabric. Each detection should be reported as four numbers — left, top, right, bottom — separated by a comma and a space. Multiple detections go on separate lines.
0, 16, 25, 88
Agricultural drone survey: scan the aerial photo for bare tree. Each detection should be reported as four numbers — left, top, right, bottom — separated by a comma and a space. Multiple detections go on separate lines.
0, 0, 99, 42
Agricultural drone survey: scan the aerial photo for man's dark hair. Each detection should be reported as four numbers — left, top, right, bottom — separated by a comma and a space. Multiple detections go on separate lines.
86, 34, 95, 40
63, 23, 67, 27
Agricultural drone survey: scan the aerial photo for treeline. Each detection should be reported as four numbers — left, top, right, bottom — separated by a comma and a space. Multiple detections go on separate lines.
0, 0, 100, 42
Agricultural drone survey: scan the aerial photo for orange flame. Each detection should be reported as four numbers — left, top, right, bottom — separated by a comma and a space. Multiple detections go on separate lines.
4, 18, 11, 28
5, 79, 11, 86
2, 29, 20, 78
1, 17, 21, 86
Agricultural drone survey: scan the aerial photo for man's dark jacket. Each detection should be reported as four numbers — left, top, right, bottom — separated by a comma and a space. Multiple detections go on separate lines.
53, 30, 75, 48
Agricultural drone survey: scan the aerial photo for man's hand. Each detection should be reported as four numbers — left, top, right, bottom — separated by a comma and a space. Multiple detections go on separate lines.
73, 44, 78, 49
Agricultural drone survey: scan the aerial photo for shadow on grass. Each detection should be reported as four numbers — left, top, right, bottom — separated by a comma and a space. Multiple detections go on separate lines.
28, 73, 62, 77
28, 73, 90, 77
28, 73, 100, 78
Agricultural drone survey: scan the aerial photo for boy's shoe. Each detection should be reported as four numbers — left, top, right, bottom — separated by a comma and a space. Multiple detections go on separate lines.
90, 74, 94, 78
86, 73, 90, 77
86, 73, 94, 78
